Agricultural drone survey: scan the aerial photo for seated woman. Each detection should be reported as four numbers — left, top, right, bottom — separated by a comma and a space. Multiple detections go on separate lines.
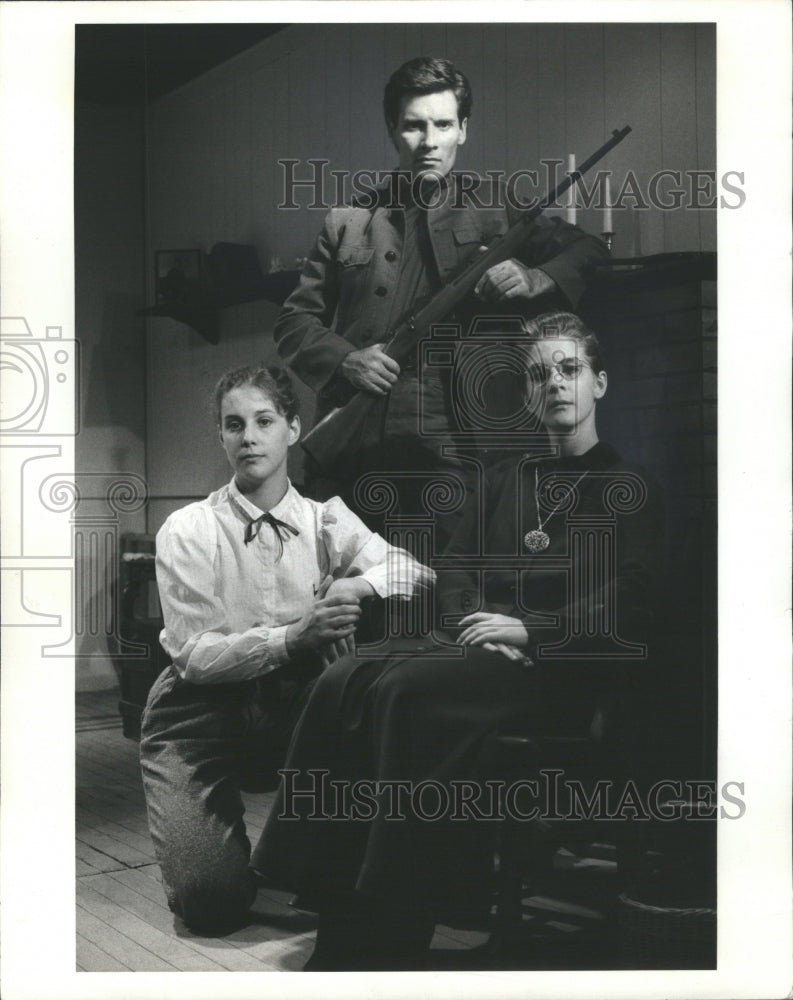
139, 364, 432, 934
250, 312, 666, 970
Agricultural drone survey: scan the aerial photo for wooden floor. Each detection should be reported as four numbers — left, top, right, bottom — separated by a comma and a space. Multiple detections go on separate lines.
75, 688, 489, 973
76, 689, 717, 973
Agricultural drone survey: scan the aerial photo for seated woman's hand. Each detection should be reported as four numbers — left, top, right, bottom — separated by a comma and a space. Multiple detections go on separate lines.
457, 612, 530, 651
319, 634, 356, 671
286, 593, 362, 658
478, 640, 534, 666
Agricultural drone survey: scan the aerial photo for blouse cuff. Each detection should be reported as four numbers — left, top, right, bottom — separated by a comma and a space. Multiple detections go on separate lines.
359, 564, 391, 599
360, 555, 434, 599
267, 624, 291, 668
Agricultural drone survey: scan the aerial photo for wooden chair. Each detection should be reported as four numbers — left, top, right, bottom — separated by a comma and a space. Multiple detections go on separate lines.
482, 696, 654, 969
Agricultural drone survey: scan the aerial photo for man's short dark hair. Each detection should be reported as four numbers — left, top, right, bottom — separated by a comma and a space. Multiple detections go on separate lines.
521, 311, 605, 373
383, 56, 473, 129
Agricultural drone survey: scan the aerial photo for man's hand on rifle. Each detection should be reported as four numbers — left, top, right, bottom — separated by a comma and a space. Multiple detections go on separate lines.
474, 253, 555, 304
339, 344, 401, 396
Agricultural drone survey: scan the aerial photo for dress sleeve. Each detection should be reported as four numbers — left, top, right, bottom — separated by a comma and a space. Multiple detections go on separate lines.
320, 496, 435, 598
521, 472, 667, 663
435, 490, 485, 623
155, 507, 290, 684
273, 211, 356, 394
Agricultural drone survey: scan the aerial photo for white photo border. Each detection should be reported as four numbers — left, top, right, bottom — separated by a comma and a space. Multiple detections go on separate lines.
0, 2, 790, 998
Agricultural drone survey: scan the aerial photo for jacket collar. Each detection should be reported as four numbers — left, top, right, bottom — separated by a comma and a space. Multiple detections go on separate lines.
353, 170, 468, 217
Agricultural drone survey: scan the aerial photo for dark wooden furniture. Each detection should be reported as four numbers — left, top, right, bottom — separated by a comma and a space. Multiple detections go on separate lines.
138, 243, 300, 342
114, 533, 170, 739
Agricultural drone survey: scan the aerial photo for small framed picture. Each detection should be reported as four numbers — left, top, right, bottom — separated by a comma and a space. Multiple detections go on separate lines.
155, 249, 202, 304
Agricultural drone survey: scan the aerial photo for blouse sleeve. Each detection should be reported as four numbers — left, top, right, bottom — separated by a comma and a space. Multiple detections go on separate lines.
155, 506, 290, 684
319, 496, 435, 597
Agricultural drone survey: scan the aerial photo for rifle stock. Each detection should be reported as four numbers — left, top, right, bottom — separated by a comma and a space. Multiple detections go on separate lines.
301, 391, 384, 475
302, 126, 631, 474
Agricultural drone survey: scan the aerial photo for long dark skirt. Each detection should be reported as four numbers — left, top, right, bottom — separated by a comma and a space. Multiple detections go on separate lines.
251, 639, 602, 924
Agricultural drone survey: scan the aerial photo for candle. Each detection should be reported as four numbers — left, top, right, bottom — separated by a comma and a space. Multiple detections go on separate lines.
603, 174, 613, 233
565, 154, 577, 224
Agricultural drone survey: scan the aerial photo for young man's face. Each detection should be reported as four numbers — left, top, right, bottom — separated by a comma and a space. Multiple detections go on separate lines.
390, 89, 467, 179
524, 338, 607, 440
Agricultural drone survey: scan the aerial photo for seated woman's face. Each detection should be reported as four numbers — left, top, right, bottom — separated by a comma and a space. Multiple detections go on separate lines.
218, 384, 300, 491
524, 338, 607, 438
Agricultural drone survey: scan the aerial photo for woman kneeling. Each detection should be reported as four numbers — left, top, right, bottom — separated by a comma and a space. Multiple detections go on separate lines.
140, 364, 431, 934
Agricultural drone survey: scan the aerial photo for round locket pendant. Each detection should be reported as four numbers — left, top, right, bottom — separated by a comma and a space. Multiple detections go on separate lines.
524, 529, 550, 553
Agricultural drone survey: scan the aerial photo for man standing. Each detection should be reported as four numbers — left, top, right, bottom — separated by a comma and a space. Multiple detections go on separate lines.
274, 56, 607, 542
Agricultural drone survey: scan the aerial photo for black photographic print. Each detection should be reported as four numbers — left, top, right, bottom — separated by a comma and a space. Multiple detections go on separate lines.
0, 5, 790, 1000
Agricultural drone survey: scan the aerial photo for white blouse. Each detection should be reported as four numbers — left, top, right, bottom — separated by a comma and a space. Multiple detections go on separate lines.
155, 479, 433, 684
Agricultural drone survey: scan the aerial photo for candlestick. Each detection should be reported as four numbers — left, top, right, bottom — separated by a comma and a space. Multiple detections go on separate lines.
603, 175, 613, 233
565, 153, 577, 225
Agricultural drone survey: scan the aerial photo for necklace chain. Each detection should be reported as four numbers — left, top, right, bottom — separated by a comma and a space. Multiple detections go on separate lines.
534, 466, 588, 530
524, 466, 588, 553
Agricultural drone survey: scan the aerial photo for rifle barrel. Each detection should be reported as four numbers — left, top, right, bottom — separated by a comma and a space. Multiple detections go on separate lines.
302, 125, 633, 472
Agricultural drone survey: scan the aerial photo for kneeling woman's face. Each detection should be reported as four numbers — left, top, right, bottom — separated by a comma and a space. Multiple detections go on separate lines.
219, 384, 300, 492
524, 337, 607, 439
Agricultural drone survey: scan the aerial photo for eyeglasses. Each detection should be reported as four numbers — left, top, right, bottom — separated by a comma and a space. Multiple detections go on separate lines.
526, 357, 592, 386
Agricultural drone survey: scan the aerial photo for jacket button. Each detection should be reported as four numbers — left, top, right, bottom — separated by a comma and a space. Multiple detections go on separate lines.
385, 250, 397, 262
375, 286, 388, 297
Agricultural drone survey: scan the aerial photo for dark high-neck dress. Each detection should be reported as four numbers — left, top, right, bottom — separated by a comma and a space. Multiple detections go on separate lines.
251, 441, 666, 923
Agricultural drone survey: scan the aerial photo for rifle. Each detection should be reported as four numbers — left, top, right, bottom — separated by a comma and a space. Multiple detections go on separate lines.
301, 126, 632, 475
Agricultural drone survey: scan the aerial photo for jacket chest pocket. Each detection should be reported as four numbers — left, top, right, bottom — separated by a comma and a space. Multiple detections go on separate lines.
336, 245, 383, 334
338, 246, 375, 269
453, 222, 506, 253
435, 224, 487, 274
451, 224, 483, 248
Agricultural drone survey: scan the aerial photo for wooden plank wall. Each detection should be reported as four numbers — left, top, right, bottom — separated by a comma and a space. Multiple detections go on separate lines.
144, 22, 715, 530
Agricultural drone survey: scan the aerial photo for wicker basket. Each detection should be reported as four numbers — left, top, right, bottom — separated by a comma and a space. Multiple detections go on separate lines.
618, 889, 716, 969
